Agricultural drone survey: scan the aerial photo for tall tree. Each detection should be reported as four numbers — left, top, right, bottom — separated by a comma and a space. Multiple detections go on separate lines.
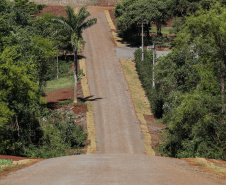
175, 2, 226, 113
53, 6, 97, 103
115, 0, 169, 42
154, 2, 226, 159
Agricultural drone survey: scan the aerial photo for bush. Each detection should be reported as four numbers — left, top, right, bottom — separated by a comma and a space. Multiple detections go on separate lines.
22, 111, 87, 158
161, 92, 226, 160
46, 58, 73, 81
135, 48, 164, 118
148, 88, 164, 118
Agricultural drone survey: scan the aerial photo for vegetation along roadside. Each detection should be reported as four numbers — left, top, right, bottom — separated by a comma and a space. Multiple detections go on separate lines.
0, 0, 94, 160
128, 1, 226, 160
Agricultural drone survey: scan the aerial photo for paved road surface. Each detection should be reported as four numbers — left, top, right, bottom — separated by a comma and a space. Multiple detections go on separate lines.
83, 8, 145, 154
0, 7, 225, 185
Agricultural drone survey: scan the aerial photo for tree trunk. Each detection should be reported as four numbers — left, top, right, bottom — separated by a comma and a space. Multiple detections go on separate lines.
156, 22, 162, 36
74, 48, 78, 104
220, 60, 225, 113
146, 22, 150, 42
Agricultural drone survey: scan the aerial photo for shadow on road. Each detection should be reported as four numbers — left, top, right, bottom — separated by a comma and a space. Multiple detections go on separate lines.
78, 95, 103, 102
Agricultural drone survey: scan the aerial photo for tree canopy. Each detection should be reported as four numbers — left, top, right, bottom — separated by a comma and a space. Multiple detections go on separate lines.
52, 6, 97, 103
115, 0, 170, 43
0, 1, 88, 157
134, 2, 226, 160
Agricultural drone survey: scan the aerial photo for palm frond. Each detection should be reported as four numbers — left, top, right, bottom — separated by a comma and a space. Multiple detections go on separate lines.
52, 28, 71, 37
77, 6, 91, 26
80, 18, 97, 30
51, 18, 74, 33
66, 6, 77, 29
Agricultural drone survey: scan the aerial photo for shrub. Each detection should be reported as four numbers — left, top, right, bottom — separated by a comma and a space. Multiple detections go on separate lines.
135, 48, 165, 118
161, 92, 226, 160
23, 111, 87, 158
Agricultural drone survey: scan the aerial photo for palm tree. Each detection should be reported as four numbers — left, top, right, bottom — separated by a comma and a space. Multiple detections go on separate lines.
53, 6, 97, 103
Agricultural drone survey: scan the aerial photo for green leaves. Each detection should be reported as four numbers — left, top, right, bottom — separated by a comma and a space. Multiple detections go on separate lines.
115, 0, 170, 43
52, 6, 96, 49
162, 92, 225, 159
155, 3, 226, 160
134, 2, 226, 160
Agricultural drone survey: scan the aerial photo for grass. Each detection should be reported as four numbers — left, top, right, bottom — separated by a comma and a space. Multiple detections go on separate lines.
0, 159, 13, 167
79, 58, 96, 154
59, 98, 73, 106
184, 158, 226, 178
45, 75, 74, 92
104, 10, 129, 47
120, 58, 155, 156
0, 159, 42, 177
120, 58, 152, 122
150, 27, 173, 35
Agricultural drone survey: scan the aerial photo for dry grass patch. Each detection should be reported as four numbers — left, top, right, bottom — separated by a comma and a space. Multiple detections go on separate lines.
120, 58, 154, 156
0, 159, 42, 178
104, 10, 116, 30
184, 158, 226, 178
104, 10, 128, 47
79, 58, 96, 154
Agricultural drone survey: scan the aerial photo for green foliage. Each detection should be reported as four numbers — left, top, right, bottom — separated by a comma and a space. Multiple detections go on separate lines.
52, 6, 97, 103
46, 75, 74, 92
134, 2, 226, 160
0, 1, 88, 158
23, 112, 87, 158
134, 49, 165, 117
52, 6, 97, 50
155, 3, 226, 160
0, 159, 13, 166
170, 17, 184, 33
60, 98, 73, 106
115, 0, 170, 44
162, 92, 225, 160
0, 0, 8, 15
14, 0, 45, 15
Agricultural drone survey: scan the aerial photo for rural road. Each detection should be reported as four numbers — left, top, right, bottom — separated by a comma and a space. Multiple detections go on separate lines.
0, 7, 225, 185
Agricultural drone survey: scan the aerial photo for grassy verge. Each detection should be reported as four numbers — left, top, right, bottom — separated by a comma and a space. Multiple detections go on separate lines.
104, 10, 129, 47
79, 58, 96, 154
120, 58, 155, 156
45, 74, 74, 92
0, 159, 42, 178
184, 158, 226, 178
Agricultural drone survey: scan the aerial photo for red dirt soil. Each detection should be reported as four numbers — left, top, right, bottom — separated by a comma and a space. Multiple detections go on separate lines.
37, 5, 67, 17
45, 80, 88, 113
109, 9, 117, 27
144, 115, 166, 156
0, 155, 34, 161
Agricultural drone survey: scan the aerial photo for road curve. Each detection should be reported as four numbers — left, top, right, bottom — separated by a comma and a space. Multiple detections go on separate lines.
0, 7, 225, 185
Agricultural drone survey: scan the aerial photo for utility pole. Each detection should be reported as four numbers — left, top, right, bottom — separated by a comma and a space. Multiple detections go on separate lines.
152, 41, 161, 87
141, 21, 144, 61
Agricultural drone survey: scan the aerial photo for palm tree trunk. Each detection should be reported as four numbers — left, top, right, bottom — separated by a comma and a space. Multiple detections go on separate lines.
74, 47, 78, 104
